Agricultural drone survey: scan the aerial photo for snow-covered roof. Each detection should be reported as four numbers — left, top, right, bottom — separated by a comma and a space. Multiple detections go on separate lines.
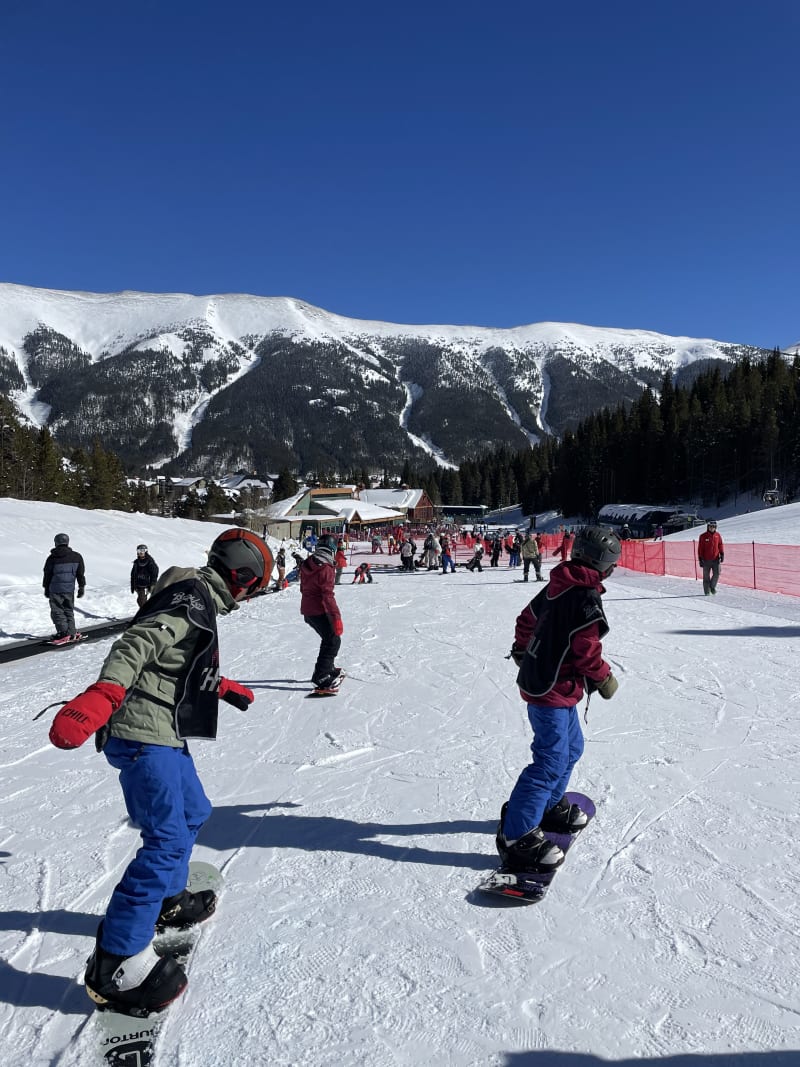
359, 488, 425, 510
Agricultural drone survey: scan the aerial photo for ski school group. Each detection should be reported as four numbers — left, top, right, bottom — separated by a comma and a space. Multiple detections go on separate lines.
46, 521, 625, 1018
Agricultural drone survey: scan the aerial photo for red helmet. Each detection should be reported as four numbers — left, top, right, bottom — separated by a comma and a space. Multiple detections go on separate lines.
208, 528, 274, 596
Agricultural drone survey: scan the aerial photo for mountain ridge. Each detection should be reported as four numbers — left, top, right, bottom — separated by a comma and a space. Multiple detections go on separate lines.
0, 283, 770, 476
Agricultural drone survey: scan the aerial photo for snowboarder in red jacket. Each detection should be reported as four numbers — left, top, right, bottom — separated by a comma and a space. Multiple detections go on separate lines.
496, 526, 621, 873
300, 534, 343, 689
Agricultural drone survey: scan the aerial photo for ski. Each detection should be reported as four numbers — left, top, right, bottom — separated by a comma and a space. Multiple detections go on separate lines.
93, 860, 223, 1065
477, 792, 595, 904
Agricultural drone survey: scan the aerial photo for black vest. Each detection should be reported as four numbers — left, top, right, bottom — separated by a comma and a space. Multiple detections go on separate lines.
132, 577, 221, 740
517, 583, 609, 698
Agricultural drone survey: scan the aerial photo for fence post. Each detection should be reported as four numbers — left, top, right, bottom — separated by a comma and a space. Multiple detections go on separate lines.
752, 542, 756, 591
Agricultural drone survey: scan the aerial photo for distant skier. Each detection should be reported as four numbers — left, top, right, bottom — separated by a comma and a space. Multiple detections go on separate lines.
47, 528, 273, 1015
130, 544, 159, 607
496, 526, 621, 872
352, 561, 373, 584
697, 519, 724, 595
465, 540, 484, 572
43, 533, 86, 644
299, 533, 344, 690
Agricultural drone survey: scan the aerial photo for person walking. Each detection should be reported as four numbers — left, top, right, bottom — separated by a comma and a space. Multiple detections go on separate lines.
440, 533, 456, 573
496, 526, 621, 872
520, 532, 543, 582
334, 540, 347, 585
43, 533, 86, 644
130, 544, 159, 607
697, 519, 724, 595
299, 533, 344, 690
490, 536, 502, 568
48, 528, 273, 1014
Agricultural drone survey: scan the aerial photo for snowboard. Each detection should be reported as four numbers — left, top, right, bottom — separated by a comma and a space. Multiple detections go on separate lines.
307, 672, 346, 698
93, 860, 223, 1066
476, 792, 595, 904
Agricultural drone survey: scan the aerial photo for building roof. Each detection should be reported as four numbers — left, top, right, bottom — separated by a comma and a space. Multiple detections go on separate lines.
358, 488, 426, 510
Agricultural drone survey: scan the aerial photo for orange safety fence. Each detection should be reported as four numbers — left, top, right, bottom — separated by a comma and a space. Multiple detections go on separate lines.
618, 540, 800, 598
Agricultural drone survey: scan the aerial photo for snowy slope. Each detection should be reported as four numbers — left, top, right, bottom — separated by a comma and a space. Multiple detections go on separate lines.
2, 500, 800, 1065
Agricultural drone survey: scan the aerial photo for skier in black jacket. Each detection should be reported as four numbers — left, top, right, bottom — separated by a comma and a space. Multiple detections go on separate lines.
130, 544, 159, 607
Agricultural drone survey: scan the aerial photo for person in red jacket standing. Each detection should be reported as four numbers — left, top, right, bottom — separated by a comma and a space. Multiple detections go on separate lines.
697, 519, 724, 595
496, 526, 621, 873
300, 533, 344, 690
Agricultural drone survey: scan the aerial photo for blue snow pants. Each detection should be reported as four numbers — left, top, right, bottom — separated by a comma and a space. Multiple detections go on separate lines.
503, 703, 585, 841
100, 738, 212, 955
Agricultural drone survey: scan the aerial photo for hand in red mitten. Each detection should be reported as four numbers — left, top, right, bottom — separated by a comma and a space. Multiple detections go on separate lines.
219, 676, 255, 710
49, 682, 126, 749
330, 616, 344, 637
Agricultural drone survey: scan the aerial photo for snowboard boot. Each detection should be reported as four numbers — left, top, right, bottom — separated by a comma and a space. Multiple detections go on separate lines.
540, 795, 589, 834
156, 888, 217, 932
498, 826, 564, 872
313, 667, 344, 691
85, 924, 187, 1016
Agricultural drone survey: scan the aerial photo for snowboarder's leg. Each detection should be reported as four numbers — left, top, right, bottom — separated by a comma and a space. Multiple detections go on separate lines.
502, 704, 578, 842
305, 614, 341, 687
100, 740, 210, 956
702, 561, 712, 594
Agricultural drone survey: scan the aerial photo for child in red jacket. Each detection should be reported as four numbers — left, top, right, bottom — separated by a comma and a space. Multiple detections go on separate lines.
497, 526, 621, 872
299, 534, 343, 689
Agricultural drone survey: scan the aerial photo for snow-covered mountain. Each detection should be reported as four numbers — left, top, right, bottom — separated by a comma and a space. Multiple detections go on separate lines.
0, 283, 767, 475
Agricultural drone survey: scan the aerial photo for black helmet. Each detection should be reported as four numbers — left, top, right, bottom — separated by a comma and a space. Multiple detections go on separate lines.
316, 533, 338, 554
137, 544, 148, 553
54, 533, 69, 546
208, 528, 274, 595
570, 526, 621, 574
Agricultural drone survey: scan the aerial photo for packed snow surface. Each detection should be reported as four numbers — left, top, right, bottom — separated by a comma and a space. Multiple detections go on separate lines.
1, 499, 800, 1066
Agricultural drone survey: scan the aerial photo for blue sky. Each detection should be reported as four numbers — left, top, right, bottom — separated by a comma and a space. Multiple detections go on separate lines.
1, 0, 798, 347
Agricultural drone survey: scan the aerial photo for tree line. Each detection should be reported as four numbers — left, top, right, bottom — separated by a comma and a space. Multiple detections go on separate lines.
402, 350, 800, 516
3, 349, 797, 521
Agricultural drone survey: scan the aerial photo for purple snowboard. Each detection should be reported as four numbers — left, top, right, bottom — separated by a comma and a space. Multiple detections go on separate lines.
477, 792, 595, 904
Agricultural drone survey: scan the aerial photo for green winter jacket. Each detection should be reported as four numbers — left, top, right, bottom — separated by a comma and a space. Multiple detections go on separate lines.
520, 537, 541, 560
99, 565, 238, 748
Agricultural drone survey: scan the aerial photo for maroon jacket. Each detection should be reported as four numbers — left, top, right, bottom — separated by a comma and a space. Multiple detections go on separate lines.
514, 560, 612, 707
299, 554, 341, 621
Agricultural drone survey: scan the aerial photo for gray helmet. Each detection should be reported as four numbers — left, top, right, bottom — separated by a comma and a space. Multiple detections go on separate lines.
570, 526, 621, 573
54, 533, 69, 546
316, 533, 338, 554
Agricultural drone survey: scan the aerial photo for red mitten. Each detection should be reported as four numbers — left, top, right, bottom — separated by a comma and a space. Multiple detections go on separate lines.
49, 682, 126, 749
331, 616, 344, 637
219, 676, 255, 710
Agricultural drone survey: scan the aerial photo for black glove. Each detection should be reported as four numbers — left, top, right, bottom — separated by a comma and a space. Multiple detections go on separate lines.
718, 554, 724, 564
510, 647, 525, 666
77, 588, 85, 599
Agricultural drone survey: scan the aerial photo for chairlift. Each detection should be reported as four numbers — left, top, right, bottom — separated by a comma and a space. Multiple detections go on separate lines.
763, 478, 781, 506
